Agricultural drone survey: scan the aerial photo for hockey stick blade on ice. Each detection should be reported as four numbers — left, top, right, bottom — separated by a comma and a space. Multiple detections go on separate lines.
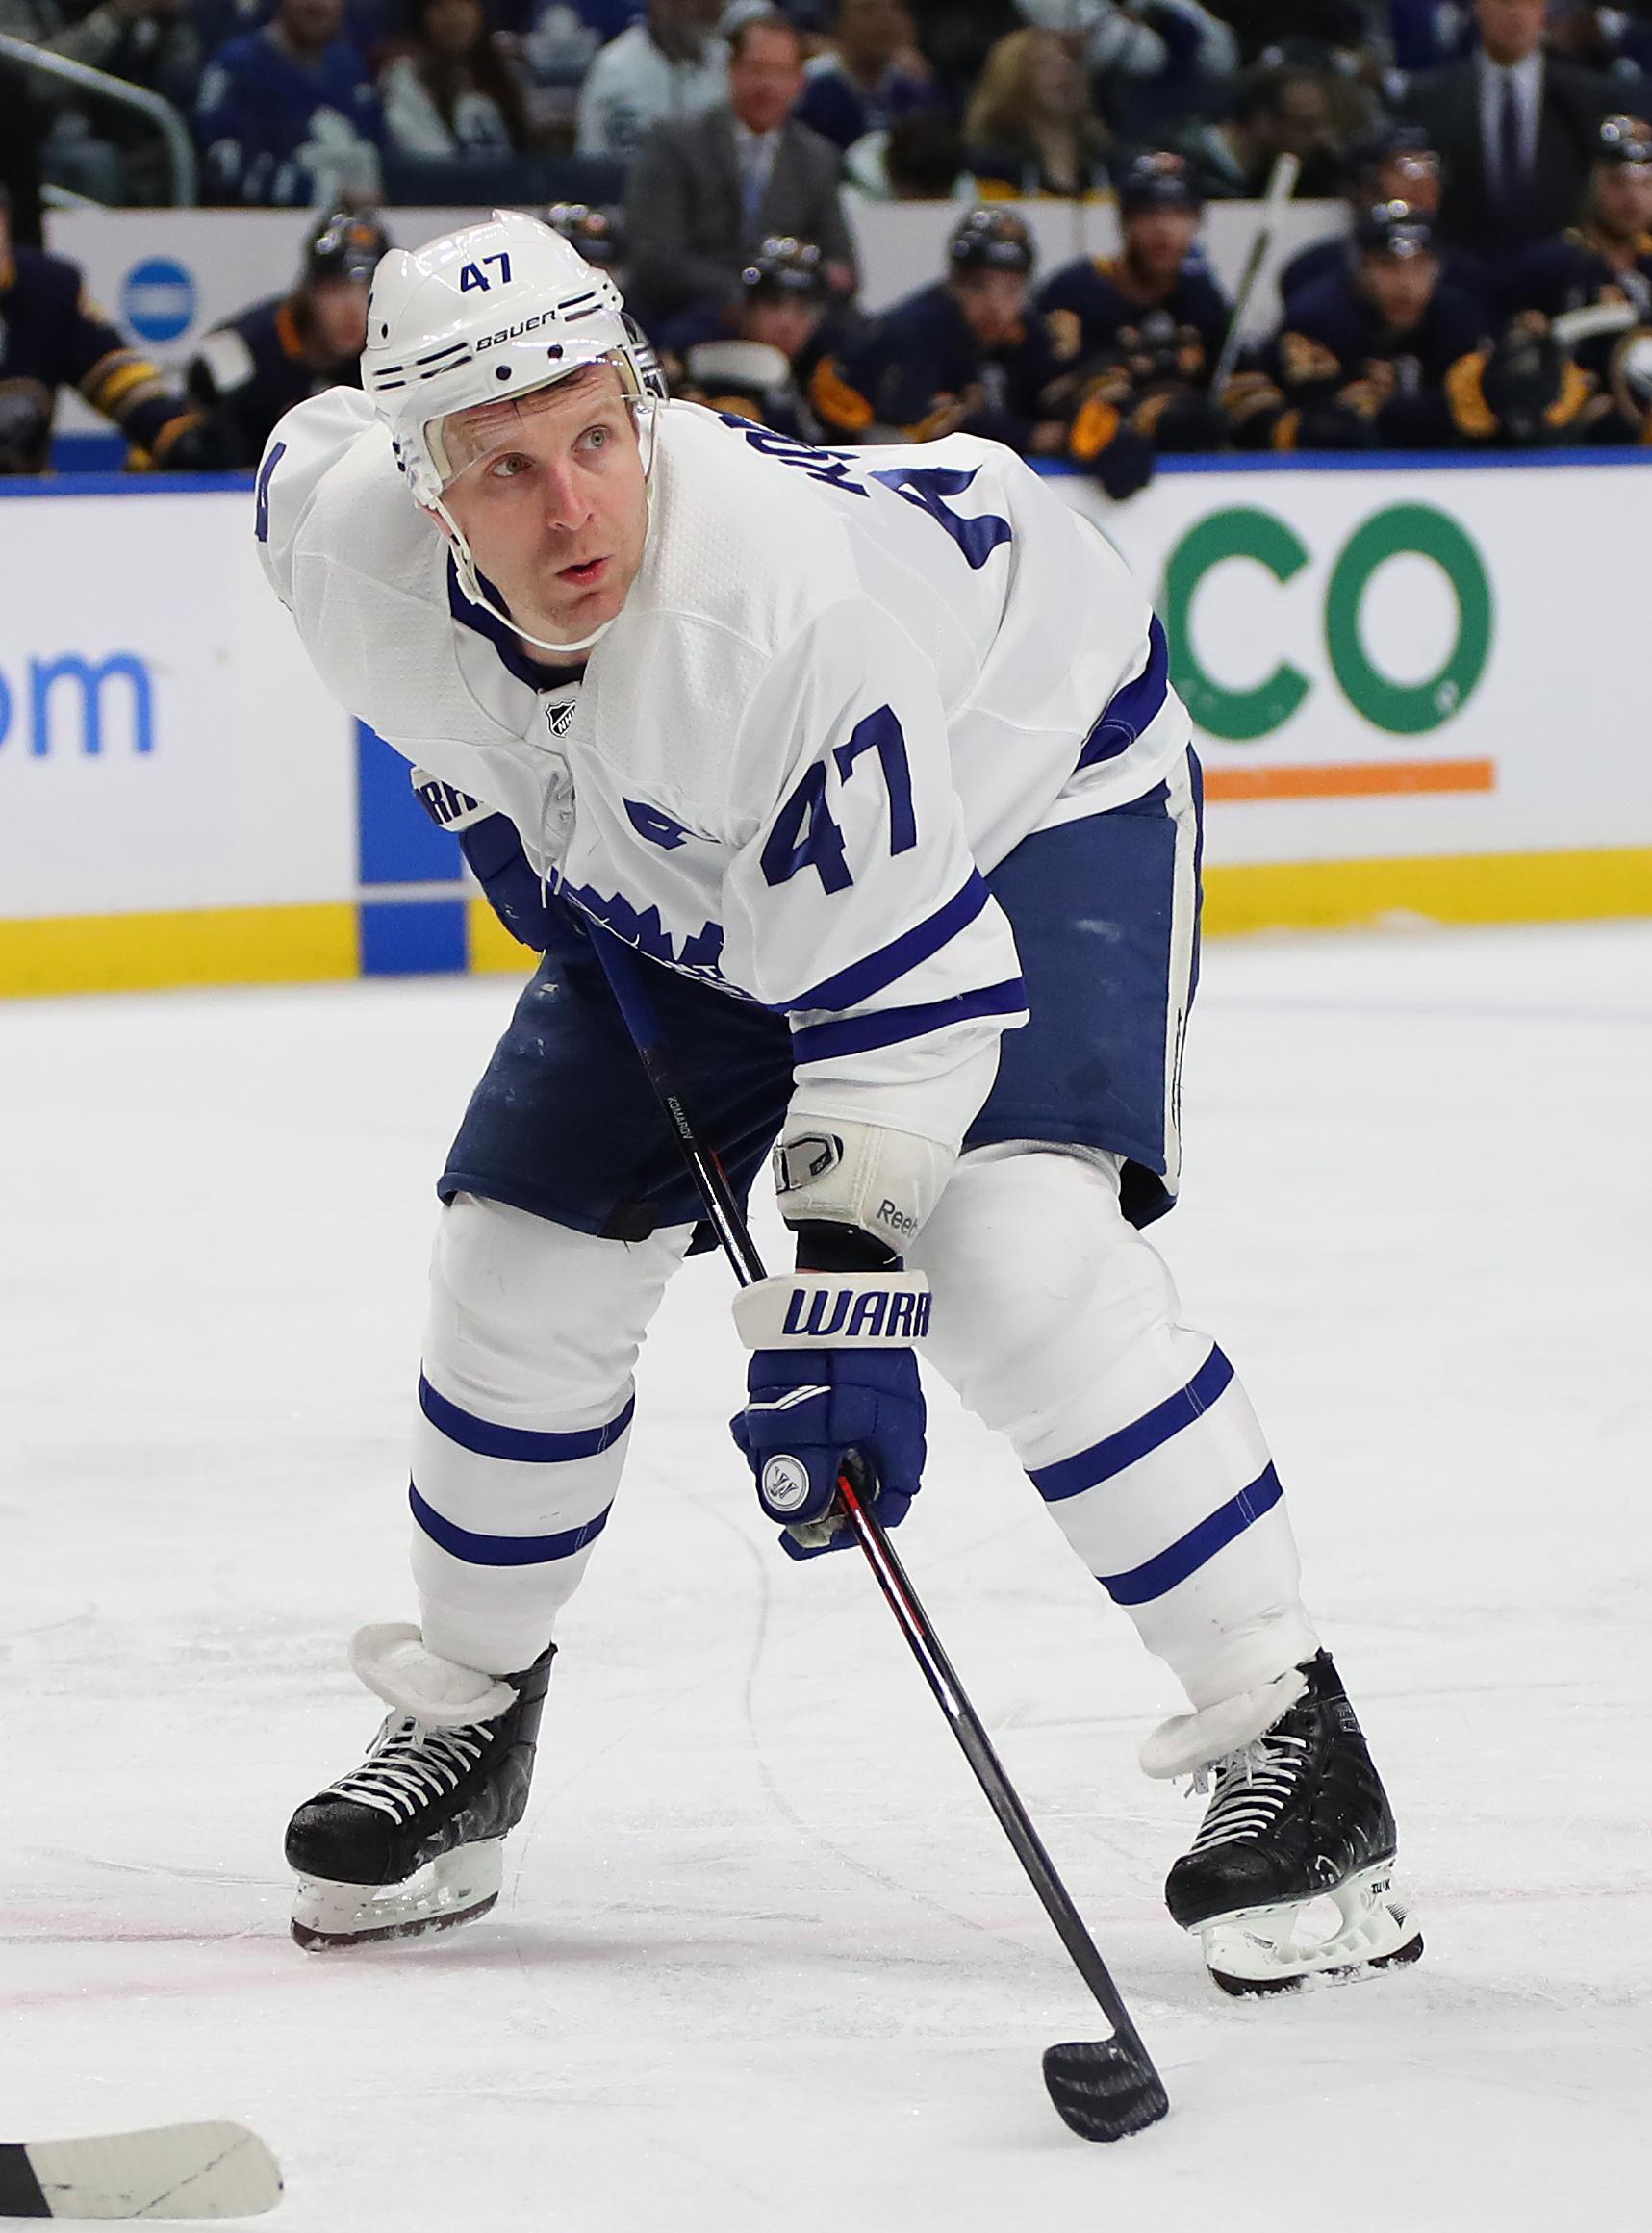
591, 931, 1169, 2143
0, 2120, 281, 2220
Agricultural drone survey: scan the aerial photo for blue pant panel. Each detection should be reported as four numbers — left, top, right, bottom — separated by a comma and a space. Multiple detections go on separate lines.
440, 755, 1203, 1240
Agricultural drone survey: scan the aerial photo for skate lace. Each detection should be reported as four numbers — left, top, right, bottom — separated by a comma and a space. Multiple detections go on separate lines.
1188, 1731, 1310, 1852
320, 1715, 489, 1824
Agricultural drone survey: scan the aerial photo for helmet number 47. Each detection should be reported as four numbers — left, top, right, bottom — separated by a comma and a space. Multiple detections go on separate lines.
460, 254, 514, 293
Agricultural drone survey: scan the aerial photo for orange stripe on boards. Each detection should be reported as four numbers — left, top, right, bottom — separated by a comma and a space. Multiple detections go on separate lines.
1205, 759, 1495, 803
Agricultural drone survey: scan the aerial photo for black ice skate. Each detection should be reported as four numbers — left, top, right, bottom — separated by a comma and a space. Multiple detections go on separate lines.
285, 1640, 554, 1950
1163, 1651, 1422, 1995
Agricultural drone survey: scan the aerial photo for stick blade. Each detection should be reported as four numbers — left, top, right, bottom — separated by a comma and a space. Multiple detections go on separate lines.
6, 2121, 282, 2220
1042, 2040, 1169, 2144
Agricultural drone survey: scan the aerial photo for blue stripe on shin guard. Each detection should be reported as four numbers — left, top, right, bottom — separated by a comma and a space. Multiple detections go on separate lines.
1098, 1463, 1283, 1607
409, 1481, 615, 1567
419, 1373, 635, 1461
1028, 1345, 1235, 1504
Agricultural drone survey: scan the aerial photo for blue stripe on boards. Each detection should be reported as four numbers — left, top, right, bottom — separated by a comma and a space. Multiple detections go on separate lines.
1077, 617, 1170, 771
791, 875, 992, 1013
409, 1482, 614, 1567
1029, 1346, 1234, 1504
418, 1375, 636, 1461
790, 978, 1028, 1066
1099, 1463, 1283, 1607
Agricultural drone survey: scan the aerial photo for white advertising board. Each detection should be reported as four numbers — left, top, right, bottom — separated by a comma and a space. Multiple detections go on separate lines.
1069, 460, 1652, 865
0, 488, 355, 918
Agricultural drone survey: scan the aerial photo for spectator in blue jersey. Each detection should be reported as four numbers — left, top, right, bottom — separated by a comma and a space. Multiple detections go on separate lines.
574, 0, 727, 159
1228, 200, 1586, 449
196, 0, 384, 206
811, 204, 1154, 494
0, 181, 216, 471
380, 0, 533, 159
184, 208, 390, 469
964, 23, 1113, 196
1037, 149, 1232, 451
794, 0, 938, 153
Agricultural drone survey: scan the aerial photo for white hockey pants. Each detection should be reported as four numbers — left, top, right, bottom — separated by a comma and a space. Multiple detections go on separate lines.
412, 1154, 1318, 1706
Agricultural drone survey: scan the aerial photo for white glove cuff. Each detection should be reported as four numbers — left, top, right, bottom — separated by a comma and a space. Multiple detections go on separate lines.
733, 1271, 932, 1350
772, 1116, 954, 1256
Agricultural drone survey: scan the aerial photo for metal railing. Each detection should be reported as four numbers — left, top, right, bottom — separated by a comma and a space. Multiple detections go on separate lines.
0, 31, 197, 207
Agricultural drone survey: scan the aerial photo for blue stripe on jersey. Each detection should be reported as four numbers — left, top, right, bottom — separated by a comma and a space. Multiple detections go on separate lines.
418, 1375, 635, 1462
409, 1481, 615, 1566
790, 977, 1028, 1065
1029, 1346, 1234, 1504
1099, 1464, 1283, 1607
789, 874, 992, 1014
1076, 617, 1170, 772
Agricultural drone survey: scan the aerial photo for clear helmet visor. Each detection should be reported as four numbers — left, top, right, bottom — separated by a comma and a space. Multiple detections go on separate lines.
425, 344, 659, 493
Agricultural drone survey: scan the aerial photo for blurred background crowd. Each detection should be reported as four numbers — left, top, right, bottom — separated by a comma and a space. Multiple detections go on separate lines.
3, 0, 1652, 479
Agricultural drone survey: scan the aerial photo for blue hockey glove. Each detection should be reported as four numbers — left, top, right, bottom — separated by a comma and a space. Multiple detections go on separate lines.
411, 771, 587, 961
729, 1272, 929, 1559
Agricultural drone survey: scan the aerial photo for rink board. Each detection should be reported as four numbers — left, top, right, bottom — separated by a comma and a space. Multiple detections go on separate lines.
2, 456, 1650, 997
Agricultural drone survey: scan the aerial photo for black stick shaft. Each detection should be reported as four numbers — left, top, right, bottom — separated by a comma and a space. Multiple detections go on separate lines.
594, 933, 1156, 2059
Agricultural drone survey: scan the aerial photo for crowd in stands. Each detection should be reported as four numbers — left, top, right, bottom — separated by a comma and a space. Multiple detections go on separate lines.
4, 2, 1652, 475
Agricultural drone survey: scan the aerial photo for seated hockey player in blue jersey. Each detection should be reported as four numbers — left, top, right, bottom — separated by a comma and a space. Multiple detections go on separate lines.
1034, 150, 1233, 455
256, 210, 1422, 1997
810, 205, 1155, 499
185, 208, 390, 470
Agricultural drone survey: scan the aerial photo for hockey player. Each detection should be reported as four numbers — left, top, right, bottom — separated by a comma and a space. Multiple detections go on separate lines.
664, 235, 829, 441
811, 205, 1154, 497
258, 210, 1421, 1995
184, 208, 390, 470
1035, 150, 1233, 454
0, 183, 216, 475
1225, 201, 1575, 451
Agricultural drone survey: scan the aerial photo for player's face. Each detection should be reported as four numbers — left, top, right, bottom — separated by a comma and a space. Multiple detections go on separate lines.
955, 270, 1028, 347
437, 368, 648, 651
743, 295, 821, 359
310, 276, 370, 362
1124, 208, 1199, 281
1361, 248, 1438, 332
1593, 162, 1652, 241
280, 0, 343, 46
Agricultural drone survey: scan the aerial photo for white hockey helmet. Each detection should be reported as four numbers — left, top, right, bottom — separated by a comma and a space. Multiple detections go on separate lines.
361, 209, 666, 651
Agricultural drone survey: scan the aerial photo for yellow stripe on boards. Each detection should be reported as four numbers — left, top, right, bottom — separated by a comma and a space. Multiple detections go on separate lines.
0, 903, 359, 998
467, 898, 537, 977
1204, 848, 1652, 935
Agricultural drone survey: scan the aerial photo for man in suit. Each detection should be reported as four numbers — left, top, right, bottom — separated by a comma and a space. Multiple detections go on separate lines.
1405, 0, 1617, 265
626, 10, 858, 332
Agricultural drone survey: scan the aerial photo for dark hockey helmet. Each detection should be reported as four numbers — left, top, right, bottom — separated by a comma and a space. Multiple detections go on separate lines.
305, 208, 392, 285
544, 201, 626, 271
741, 235, 826, 302
948, 207, 1036, 276
1116, 150, 1203, 215
1595, 114, 1652, 169
1354, 199, 1437, 260
1346, 120, 1441, 193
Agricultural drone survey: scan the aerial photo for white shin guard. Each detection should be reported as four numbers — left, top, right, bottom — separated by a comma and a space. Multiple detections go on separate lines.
911, 1148, 1320, 1716
409, 1192, 690, 1674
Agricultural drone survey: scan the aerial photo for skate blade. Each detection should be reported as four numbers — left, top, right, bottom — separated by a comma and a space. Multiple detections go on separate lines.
291, 1841, 503, 1950
1192, 1860, 1423, 1996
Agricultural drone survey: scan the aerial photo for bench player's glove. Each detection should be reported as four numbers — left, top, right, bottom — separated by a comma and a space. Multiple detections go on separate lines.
411, 771, 587, 961
729, 1272, 929, 1560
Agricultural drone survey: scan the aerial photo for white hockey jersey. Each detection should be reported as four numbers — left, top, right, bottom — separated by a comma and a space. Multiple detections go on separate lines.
256, 393, 1188, 1155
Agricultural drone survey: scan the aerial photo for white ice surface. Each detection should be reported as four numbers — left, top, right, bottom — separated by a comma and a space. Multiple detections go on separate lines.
3, 922, 1650, 2231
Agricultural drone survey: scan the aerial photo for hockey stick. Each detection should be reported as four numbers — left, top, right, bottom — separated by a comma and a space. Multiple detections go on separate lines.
1209, 150, 1302, 395
591, 931, 1169, 2144
0, 2120, 281, 2220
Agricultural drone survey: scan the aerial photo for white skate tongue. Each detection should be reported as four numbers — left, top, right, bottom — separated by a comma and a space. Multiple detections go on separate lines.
349, 1622, 518, 1728
1139, 1664, 1309, 1782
